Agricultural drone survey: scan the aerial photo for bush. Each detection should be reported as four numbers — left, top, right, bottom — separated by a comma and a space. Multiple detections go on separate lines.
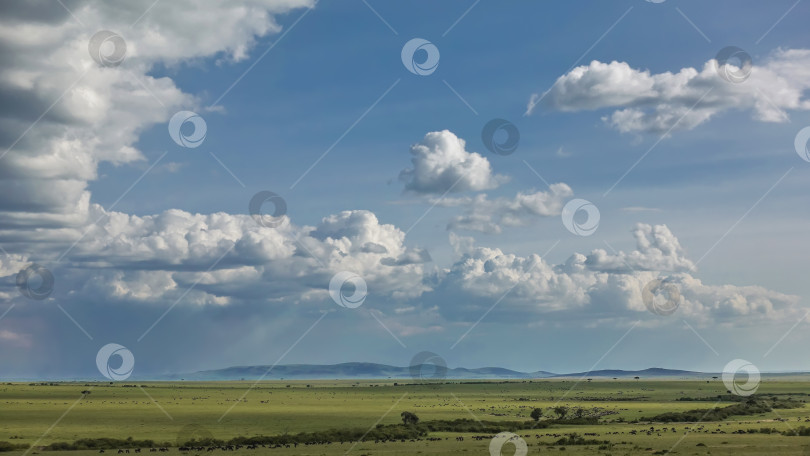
43, 415, 597, 452
0, 442, 29, 452
401, 411, 419, 426
44, 438, 166, 451
554, 433, 608, 446
642, 397, 803, 423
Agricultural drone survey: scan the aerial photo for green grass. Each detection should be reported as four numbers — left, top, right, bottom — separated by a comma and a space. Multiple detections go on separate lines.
2, 379, 810, 455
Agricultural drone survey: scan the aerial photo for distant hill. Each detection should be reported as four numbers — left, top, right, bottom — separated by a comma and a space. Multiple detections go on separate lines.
167, 363, 711, 381
549, 367, 706, 379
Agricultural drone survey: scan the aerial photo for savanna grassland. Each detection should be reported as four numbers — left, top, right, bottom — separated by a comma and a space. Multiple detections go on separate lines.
2, 378, 810, 455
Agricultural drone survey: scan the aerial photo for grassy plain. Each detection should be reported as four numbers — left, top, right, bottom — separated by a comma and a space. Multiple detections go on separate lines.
2, 378, 810, 455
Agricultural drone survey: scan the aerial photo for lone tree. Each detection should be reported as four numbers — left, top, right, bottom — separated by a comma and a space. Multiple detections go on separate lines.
530, 408, 543, 422
401, 411, 419, 426
553, 406, 569, 420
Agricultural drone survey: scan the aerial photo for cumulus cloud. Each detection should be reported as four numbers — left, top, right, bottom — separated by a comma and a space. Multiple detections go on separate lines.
0, 0, 360, 309
584, 223, 695, 273
0, 0, 437, 313
380, 248, 432, 266
442, 183, 573, 234
437, 224, 802, 325
441, 242, 587, 311
0, 0, 437, 310
527, 48, 810, 134
0, 0, 313, 232
62, 207, 430, 304
51, 207, 796, 327
399, 130, 508, 194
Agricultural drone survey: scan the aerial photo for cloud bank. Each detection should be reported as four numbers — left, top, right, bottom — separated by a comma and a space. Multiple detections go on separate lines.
439, 224, 800, 326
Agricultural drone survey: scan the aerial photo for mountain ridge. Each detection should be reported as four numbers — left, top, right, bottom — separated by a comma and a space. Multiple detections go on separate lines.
167, 362, 721, 381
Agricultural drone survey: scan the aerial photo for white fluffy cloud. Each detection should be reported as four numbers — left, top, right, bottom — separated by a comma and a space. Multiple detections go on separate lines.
527, 49, 810, 134
0, 0, 324, 305
64, 207, 431, 304
584, 223, 695, 273
399, 130, 508, 194
442, 183, 573, 234
0, 0, 313, 231
443, 234, 588, 311
438, 224, 802, 325
0, 1, 434, 312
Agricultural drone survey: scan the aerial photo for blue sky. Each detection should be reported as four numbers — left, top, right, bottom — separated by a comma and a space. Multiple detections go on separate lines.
2, 0, 810, 379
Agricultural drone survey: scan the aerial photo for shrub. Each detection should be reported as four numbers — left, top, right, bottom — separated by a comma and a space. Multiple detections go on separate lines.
0, 442, 29, 452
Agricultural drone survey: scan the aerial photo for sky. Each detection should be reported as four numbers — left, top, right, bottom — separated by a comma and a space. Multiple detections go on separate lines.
1, 0, 810, 380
